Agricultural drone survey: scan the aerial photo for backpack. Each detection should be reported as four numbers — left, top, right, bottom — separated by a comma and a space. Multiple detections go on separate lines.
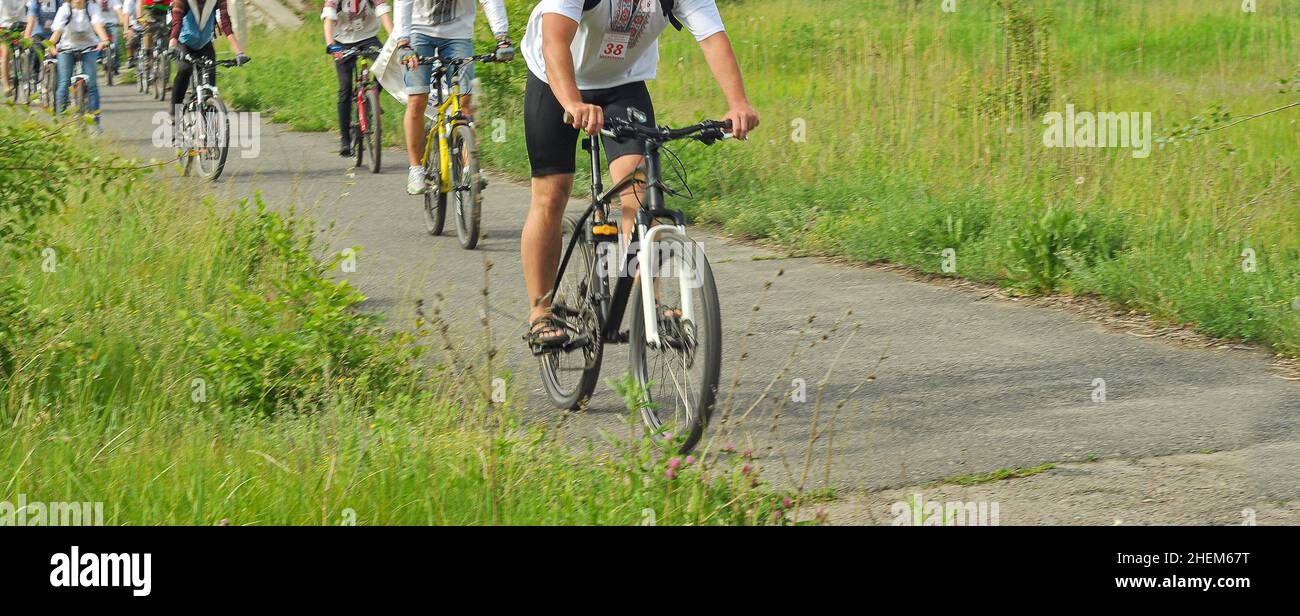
582, 0, 683, 32
178, 1, 219, 48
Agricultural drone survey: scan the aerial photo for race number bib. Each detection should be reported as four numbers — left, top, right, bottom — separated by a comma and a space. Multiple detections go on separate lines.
599, 32, 632, 59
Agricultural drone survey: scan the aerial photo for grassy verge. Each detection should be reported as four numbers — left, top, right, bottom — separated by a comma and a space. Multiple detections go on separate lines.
0, 107, 788, 525
223, 0, 1300, 357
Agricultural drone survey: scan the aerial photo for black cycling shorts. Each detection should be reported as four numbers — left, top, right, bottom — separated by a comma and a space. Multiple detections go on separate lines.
524, 70, 655, 178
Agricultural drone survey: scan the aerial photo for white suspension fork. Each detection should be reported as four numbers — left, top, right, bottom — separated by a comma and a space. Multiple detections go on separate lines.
637, 223, 700, 349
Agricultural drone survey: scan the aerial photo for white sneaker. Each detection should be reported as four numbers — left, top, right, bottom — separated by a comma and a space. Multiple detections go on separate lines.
407, 166, 428, 195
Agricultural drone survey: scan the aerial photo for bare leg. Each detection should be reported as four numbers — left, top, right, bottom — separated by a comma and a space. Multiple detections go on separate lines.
607, 154, 646, 247
522, 173, 575, 325
405, 92, 428, 167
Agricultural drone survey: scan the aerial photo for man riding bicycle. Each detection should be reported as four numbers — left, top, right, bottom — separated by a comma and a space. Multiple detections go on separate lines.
322, 0, 392, 157
392, 0, 514, 195
48, 0, 110, 126
167, 0, 248, 128
134, 0, 165, 64
518, 0, 757, 347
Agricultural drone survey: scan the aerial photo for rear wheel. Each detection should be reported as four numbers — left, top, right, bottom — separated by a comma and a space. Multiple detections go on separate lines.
194, 95, 229, 181
538, 215, 604, 410
628, 236, 722, 454
449, 124, 482, 249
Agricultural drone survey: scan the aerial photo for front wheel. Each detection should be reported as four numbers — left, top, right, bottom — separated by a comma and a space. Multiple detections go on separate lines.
364, 87, 382, 174
628, 236, 722, 454
136, 49, 148, 92
422, 184, 446, 236
153, 51, 169, 100
41, 63, 56, 113
449, 124, 482, 250
193, 96, 230, 181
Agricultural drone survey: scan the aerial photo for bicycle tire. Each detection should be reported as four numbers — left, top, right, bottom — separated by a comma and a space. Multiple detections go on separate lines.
450, 124, 481, 249
136, 48, 147, 92
365, 87, 382, 174
7, 53, 19, 102
538, 215, 604, 410
194, 95, 229, 181
423, 187, 446, 236
628, 236, 722, 454
41, 63, 55, 113
74, 81, 87, 121
352, 121, 364, 168
154, 51, 168, 100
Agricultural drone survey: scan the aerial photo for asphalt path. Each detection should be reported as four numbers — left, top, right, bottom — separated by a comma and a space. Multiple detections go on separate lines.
96, 81, 1300, 515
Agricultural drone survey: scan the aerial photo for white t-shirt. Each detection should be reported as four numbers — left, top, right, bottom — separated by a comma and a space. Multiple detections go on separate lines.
52, 3, 107, 51
323, 0, 391, 44
393, 0, 508, 41
523, 0, 725, 90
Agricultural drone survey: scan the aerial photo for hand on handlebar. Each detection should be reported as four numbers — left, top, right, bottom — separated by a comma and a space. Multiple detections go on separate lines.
563, 103, 603, 134
721, 103, 759, 140
234, 53, 251, 66
494, 37, 515, 62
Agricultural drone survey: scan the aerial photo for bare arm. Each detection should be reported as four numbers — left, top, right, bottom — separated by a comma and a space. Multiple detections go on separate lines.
697, 31, 757, 139
94, 22, 110, 49
541, 13, 601, 133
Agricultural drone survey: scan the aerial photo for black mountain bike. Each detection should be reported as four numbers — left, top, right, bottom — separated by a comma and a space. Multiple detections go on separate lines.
535, 110, 730, 453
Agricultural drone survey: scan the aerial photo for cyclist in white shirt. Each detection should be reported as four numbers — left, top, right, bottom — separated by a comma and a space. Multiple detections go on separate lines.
322, 0, 393, 156
94, 0, 124, 75
518, 0, 758, 346
392, 0, 514, 195
48, 0, 110, 126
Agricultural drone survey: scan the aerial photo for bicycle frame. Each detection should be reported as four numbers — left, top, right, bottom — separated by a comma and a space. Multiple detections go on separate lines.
418, 66, 466, 195
554, 129, 697, 350
350, 52, 378, 137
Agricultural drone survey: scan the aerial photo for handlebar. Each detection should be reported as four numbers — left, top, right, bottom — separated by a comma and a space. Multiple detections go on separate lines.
561, 112, 733, 144
412, 52, 501, 68
178, 51, 243, 68
336, 45, 383, 61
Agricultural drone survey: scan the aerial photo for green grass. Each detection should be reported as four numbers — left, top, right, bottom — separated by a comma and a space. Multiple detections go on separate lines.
0, 107, 785, 525
943, 463, 1058, 486
222, 0, 1300, 356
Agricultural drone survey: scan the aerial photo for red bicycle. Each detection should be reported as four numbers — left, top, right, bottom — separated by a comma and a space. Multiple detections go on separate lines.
338, 45, 383, 173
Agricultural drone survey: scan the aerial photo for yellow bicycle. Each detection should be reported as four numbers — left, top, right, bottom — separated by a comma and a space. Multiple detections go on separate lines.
414, 52, 502, 250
